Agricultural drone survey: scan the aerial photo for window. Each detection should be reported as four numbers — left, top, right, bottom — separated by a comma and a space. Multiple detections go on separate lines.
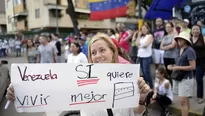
6, 0, 9, 9
35, 9, 40, 19
75, 0, 89, 9
8, 16, 11, 24
14, 0, 23, 6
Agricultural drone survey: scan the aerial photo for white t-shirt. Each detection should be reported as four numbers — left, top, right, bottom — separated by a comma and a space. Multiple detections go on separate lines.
64, 45, 70, 59
9, 39, 15, 47
15, 40, 21, 49
0, 41, 2, 49
110, 35, 116, 40
67, 52, 88, 63
137, 34, 152, 58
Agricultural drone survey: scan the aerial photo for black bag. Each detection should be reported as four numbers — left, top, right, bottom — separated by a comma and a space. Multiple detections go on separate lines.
171, 70, 184, 81
171, 51, 185, 81
107, 109, 113, 116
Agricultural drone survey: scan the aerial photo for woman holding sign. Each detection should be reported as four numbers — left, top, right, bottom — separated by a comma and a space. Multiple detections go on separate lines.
6, 33, 150, 116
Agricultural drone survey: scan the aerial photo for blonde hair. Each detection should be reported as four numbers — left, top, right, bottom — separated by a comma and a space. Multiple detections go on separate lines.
88, 33, 119, 63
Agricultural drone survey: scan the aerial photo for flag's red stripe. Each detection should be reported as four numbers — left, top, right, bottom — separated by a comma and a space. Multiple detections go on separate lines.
90, 6, 127, 20
77, 79, 99, 82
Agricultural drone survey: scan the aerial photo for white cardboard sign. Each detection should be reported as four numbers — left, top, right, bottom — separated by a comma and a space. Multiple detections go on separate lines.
11, 63, 140, 112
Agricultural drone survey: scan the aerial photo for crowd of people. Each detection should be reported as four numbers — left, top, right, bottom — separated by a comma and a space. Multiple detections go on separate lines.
4, 17, 205, 116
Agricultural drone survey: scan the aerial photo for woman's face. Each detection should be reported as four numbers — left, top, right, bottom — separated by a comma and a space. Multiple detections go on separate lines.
27, 40, 33, 47
107, 30, 111, 36
90, 39, 114, 63
155, 70, 163, 80
166, 24, 173, 33
39, 37, 46, 44
192, 26, 201, 36
177, 38, 187, 47
141, 26, 149, 35
70, 43, 79, 54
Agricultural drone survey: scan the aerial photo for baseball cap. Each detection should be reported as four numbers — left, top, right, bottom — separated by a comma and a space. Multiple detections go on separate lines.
183, 19, 189, 24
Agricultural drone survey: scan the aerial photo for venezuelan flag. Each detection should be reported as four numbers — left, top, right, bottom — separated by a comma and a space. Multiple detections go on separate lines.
89, 0, 129, 20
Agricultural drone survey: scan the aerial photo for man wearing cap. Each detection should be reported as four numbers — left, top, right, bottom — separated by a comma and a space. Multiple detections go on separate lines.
79, 35, 88, 57
182, 19, 191, 35
0, 39, 2, 57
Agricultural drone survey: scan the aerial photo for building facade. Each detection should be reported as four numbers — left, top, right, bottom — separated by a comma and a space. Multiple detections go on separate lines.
0, 0, 7, 34
5, 0, 113, 33
5, 0, 138, 33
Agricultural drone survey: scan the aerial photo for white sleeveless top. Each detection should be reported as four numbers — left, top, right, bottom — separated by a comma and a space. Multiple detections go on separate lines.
137, 34, 152, 58
154, 79, 173, 101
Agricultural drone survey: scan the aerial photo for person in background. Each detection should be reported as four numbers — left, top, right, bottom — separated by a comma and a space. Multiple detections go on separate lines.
190, 25, 205, 104
1, 39, 7, 57
168, 32, 196, 116
47, 34, 52, 43
33, 34, 40, 48
51, 33, 62, 63
15, 38, 21, 57
197, 20, 205, 37
64, 40, 71, 63
114, 28, 120, 40
68, 33, 74, 43
153, 17, 166, 69
108, 29, 116, 40
136, 24, 154, 88
160, 22, 177, 77
131, 29, 139, 63
25, 39, 38, 63
79, 35, 88, 57
67, 42, 87, 63
85, 33, 93, 45
172, 17, 182, 35
146, 66, 173, 116
111, 38, 131, 64
117, 23, 132, 53
37, 35, 58, 63
0, 39, 2, 57
9, 38, 15, 56
181, 19, 191, 35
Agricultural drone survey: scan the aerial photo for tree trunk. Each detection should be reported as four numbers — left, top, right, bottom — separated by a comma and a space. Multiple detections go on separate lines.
66, 0, 80, 36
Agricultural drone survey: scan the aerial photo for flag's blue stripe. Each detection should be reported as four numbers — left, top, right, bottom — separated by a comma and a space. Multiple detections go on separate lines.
89, 0, 129, 12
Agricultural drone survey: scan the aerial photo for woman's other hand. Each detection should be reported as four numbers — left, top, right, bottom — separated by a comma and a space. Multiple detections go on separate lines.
6, 84, 15, 101
138, 77, 150, 93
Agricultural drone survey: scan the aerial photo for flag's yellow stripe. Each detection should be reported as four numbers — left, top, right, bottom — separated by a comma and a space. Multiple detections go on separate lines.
88, 0, 105, 3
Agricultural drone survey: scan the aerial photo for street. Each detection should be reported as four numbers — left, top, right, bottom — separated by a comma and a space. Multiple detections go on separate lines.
0, 56, 204, 116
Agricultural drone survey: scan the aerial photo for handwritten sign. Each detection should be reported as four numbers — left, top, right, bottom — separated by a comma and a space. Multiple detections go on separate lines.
11, 63, 140, 112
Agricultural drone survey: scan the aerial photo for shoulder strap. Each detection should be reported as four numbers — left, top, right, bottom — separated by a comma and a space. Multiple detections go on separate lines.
107, 109, 114, 116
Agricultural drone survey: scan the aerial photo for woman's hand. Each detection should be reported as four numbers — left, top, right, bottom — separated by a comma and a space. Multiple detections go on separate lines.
167, 65, 173, 70
138, 77, 150, 93
152, 93, 157, 99
6, 84, 15, 101
167, 65, 179, 71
